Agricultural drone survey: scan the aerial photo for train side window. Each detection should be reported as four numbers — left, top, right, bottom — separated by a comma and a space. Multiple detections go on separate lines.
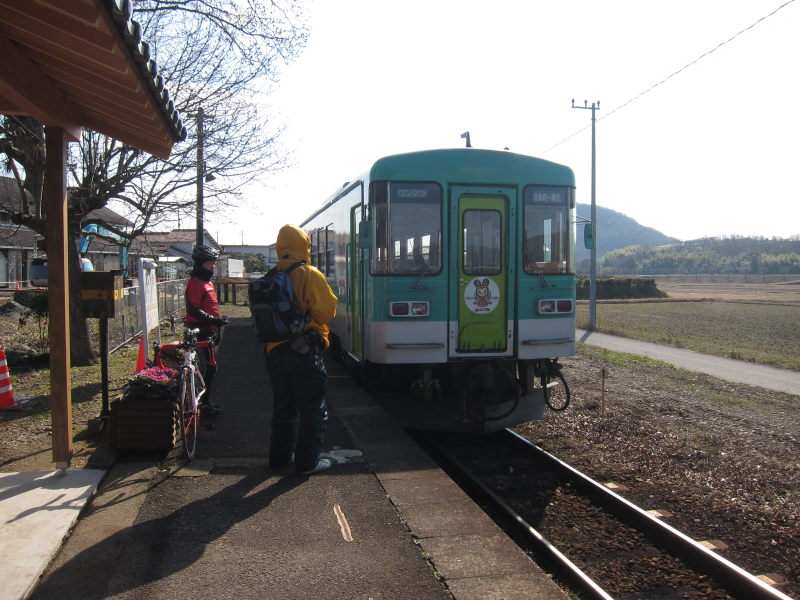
523, 186, 570, 274
370, 181, 442, 276
309, 229, 319, 269
325, 226, 334, 277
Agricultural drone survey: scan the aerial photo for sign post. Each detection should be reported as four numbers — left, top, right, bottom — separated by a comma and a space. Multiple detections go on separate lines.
80, 270, 123, 429
138, 259, 161, 361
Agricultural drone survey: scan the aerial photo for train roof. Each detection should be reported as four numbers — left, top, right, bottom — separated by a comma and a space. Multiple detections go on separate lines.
303, 148, 575, 226
370, 148, 574, 185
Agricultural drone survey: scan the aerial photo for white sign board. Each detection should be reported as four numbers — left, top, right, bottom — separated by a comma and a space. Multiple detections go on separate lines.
138, 258, 161, 357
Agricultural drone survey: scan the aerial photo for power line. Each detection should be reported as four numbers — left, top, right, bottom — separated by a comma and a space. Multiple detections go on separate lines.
540, 0, 797, 155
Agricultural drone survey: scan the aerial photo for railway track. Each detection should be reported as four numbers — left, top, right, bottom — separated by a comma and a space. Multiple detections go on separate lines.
416, 429, 794, 600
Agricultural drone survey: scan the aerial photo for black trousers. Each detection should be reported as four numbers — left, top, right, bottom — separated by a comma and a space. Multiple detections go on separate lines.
265, 342, 328, 472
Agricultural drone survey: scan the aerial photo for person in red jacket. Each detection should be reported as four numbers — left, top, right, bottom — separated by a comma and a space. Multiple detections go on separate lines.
185, 244, 229, 417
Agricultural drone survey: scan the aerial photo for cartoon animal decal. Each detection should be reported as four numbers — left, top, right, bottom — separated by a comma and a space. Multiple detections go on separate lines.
474, 278, 491, 307
463, 277, 500, 314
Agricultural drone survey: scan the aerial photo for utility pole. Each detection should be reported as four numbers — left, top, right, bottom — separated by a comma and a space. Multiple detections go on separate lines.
196, 107, 205, 249
572, 99, 600, 331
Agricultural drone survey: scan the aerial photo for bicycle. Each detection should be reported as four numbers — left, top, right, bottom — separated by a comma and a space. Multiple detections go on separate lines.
539, 358, 571, 412
154, 327, 216, 460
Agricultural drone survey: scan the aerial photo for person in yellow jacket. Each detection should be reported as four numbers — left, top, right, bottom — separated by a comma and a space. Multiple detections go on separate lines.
266, 224, 338, 475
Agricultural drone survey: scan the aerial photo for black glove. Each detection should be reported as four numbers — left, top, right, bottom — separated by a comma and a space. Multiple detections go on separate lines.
211, 316, 229, 327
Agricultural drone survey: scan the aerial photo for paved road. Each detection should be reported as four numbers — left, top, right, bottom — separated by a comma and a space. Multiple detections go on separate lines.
577, 329, 800, 396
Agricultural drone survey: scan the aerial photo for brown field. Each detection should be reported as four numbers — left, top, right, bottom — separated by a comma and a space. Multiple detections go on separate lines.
652, 274, 800, 306
577, 275, 800, 371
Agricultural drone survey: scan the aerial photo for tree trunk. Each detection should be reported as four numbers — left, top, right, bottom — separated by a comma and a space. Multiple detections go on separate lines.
68, 235, 96, 366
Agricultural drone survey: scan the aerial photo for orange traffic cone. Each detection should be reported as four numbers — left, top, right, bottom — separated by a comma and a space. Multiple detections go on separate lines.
135, 337, 147, 373
0, 349, 18, 410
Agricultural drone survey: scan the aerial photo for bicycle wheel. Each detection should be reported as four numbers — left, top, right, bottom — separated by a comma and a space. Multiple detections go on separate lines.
178, 369, 199, 460
542, 371, 571, 412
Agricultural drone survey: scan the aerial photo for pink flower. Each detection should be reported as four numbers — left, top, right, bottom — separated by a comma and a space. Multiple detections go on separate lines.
136, 365, 177, 384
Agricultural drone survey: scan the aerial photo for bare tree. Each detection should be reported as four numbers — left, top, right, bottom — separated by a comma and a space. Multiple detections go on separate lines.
0, 0, 308, 365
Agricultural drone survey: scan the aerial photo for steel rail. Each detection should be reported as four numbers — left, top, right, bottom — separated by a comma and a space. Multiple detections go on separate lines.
505, 429, 794, 600
429, 438, 614, 600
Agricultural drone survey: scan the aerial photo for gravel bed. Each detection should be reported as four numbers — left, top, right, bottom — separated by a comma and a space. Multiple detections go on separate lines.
513, 346, 800, 599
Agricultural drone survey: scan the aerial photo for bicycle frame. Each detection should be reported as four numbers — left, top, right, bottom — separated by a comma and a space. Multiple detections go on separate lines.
154, 329, 215, 390
153, 328, 216, 459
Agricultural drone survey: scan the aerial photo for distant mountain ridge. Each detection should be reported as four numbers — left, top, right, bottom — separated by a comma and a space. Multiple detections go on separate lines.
574, 203, 678, 271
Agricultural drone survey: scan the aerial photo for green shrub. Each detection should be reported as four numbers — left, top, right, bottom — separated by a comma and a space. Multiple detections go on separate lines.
577, 277, 667, 300
18, 291, 49, 346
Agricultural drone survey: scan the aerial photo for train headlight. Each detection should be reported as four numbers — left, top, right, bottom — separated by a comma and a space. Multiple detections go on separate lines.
390, 301, 429, 317
411, 302, 429, 316
538, 300, 556, 313
537, 299, 573, 315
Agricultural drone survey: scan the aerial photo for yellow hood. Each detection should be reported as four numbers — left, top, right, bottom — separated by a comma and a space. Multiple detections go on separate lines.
276, 224, 311, 268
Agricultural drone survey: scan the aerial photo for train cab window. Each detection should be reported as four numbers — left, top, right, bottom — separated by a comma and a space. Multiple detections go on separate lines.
462, 209, 501, 275
523, 186, 570, 274
370, 181, 442, 275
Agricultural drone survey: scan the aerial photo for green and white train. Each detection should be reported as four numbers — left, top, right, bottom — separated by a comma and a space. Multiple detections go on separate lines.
301, 148, 577, 432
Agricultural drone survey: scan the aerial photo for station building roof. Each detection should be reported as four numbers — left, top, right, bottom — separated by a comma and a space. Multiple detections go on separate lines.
0, 0, 186, 159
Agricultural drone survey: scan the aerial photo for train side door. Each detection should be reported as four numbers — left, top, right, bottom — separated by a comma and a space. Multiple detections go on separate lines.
451, 189, 514, 354
350, 205, 364, 359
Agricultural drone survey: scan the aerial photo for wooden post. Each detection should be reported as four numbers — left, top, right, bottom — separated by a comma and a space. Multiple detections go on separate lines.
600, 367, 607, 414
45, 126, 73, 468
99, 316, 110, 416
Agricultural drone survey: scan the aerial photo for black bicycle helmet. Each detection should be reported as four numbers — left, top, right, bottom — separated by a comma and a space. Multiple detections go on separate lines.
192, 244, 219, 263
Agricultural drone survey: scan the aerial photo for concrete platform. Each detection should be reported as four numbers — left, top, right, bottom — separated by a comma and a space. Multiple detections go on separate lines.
0, 469, 105, 600
6, 317, 569, 600
329, 373, 567, 600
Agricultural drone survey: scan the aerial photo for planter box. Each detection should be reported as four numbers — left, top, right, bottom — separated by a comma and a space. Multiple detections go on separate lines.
110, 378, 178, 451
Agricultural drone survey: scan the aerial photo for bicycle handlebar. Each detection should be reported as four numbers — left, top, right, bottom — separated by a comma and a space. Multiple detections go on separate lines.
155, 328, 213, 352
157, 339, 212, 351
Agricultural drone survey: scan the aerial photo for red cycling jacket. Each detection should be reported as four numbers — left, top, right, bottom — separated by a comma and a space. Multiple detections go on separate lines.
185, 275, 221, 328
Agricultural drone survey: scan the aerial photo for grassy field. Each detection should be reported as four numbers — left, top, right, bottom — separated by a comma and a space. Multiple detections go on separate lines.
576, 301, 800, 372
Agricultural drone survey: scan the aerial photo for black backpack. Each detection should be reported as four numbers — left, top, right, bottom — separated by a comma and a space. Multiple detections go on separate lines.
248, 261, 307, 342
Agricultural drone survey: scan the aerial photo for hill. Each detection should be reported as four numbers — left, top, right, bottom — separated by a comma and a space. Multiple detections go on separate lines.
600, 236, 800, 275
574, 203, 678, 272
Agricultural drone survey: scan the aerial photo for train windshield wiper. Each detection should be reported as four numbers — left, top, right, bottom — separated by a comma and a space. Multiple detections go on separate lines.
535, 270, 550, 288
411, 261, 430, 289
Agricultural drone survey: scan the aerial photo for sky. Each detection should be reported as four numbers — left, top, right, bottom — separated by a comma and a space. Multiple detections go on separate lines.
210, 0, 800, 247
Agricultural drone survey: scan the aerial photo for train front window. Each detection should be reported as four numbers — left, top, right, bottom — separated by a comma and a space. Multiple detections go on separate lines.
371, 181, 442, 275
523, 186, 570, 274
462, 209, 501, 276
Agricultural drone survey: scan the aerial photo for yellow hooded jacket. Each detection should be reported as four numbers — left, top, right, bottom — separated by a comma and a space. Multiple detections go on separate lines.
266, 224, 338, 353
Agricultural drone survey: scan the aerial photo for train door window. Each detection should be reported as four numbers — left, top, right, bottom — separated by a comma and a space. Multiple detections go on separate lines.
523, 186, 570, 274
370, 181, 442, 275
462, 209, 501, 275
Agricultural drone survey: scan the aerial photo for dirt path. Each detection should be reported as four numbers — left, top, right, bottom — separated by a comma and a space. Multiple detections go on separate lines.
577, 328, 800, 396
